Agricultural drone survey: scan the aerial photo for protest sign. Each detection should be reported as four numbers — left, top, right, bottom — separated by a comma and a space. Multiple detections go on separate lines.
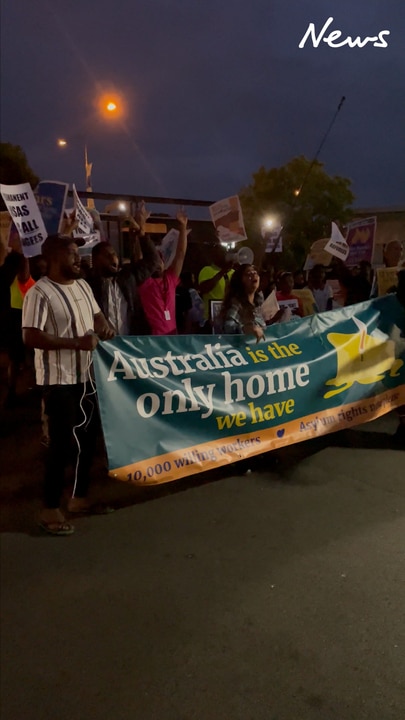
262, 224, 283, 253
210, 300, 223, 333
209, 196, 247, 244
345, 217, 377, 266
71, 184, 100, 251
277, 297, 299, 314
293, 288, 318, 316
159, 228, 179, 269
260, 290, 280, 322
35, 180, 68, 235
157, 228, 192, 269
325, 222, 349, 261
264, 230, 283, 253
303, 238, 333, 271
93, 295, 405, 486
0, 183, 47, 257
376, 267, 400, 296
72, 184, 94, 235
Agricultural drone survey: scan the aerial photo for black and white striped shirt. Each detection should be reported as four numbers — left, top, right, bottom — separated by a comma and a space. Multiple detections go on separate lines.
22, 277, 100, 385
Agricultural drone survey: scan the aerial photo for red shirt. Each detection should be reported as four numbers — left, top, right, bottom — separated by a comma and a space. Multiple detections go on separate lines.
276, 291, 303, 316
138, 268, 179, 335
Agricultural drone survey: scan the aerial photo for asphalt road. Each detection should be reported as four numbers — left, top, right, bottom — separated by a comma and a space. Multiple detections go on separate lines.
1, 402, 404, 720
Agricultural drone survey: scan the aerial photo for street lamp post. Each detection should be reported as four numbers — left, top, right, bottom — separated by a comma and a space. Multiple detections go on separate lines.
56, 94, 120, 207
57, 139, 94, 209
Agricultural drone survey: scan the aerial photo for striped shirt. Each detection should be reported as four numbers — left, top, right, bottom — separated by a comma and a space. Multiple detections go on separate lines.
22, 277, 100, 386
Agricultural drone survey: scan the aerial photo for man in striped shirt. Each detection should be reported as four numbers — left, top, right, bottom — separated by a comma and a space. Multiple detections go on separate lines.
22, 234, 114, 535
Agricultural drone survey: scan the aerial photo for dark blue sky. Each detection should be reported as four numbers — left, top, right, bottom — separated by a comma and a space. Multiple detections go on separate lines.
1, 0, 404, 210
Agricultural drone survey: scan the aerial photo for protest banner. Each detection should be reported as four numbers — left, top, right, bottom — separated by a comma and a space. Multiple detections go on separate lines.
345, 217, 377, 266
209, 195, 247, 244
325, 222, 349, 261
376, 267, 400, 296
93, 295, 405, 486
0, 183, 47, 257
35, 180, 68, 235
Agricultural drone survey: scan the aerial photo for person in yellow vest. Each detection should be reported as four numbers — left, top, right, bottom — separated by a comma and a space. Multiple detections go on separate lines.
198, 242, 234, 330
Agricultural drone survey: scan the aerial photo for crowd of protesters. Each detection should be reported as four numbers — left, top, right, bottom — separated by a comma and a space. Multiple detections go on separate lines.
1, 205, 404, 534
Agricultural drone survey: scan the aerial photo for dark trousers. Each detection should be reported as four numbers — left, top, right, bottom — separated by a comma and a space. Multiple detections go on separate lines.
43, 384, 99, 509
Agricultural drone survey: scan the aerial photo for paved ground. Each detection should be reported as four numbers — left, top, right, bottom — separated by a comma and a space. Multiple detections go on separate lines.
1, 374, 404, 719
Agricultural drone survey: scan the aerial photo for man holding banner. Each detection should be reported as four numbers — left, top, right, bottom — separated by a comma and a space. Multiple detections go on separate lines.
22, 233, 114, 536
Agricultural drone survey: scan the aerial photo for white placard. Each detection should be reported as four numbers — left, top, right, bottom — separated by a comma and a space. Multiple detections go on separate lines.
0, 182, 47, 257
78, 231, 101, 253
324, 222, 349, 261
260, 290, 280, 321
72, 184, 94, 236
278, 298, 299, 313
209, 195, 247, 244
159, 228, 179, 269
265, 233, 283, 253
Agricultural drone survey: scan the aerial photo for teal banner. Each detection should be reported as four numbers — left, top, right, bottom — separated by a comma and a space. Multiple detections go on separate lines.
93, 296, 405, 485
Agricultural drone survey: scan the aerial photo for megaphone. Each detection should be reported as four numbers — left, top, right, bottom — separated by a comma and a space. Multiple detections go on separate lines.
226, 246, 255, 265
237, 246, 254, 265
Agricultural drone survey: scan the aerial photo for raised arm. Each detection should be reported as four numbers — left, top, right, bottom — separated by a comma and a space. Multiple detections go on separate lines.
132, 200, 150, 263
170, 210, 188, 278
198, 267, 227, 295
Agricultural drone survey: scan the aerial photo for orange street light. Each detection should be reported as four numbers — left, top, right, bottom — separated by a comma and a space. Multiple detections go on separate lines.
97, 91, 125, 120
57, 138, 67, 147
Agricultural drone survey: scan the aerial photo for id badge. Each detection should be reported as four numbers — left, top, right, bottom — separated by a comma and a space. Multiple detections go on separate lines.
164, 310, 171, 321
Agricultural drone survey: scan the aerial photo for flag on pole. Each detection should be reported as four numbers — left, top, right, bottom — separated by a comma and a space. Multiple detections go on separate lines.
84, 145, 95, 209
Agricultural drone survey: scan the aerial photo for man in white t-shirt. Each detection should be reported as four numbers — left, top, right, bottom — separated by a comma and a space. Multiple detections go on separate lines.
308, 264, 333, 313
22, 234, 114, 536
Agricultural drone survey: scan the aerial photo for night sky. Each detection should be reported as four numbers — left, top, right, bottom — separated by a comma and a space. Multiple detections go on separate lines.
1, 0, 404, 212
